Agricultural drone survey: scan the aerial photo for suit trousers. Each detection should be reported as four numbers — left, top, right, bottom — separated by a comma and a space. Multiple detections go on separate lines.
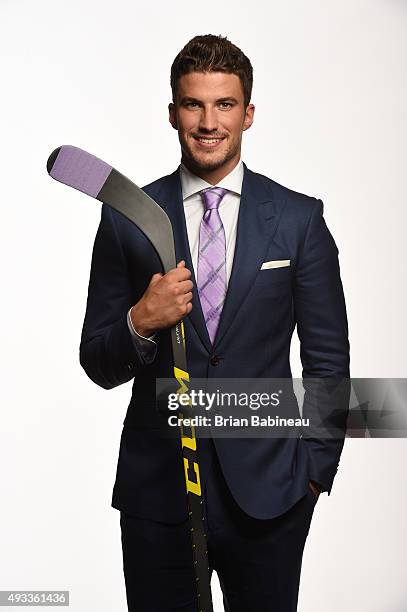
119, 437, 317, 612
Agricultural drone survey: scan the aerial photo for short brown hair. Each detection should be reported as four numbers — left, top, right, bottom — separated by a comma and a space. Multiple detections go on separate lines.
170, 34, 253, 108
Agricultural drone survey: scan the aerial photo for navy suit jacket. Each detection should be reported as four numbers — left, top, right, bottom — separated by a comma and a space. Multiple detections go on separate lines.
80, 163, 350, 523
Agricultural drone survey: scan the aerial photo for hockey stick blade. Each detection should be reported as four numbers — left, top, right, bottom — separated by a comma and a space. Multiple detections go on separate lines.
47, 145, 176, 273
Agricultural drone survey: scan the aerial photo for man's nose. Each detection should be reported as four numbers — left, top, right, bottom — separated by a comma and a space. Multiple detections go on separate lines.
199, 107, 218, 132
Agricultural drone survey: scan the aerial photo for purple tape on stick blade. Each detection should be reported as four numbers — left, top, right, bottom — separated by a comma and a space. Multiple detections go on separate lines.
50, 145, 112, 198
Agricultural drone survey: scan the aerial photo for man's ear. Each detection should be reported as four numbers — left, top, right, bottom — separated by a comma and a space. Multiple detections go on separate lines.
243, 103, 255, 131
168, 102, 178, 130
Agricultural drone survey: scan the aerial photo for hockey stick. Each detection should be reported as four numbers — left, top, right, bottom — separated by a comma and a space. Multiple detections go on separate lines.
47, 145, 213, 612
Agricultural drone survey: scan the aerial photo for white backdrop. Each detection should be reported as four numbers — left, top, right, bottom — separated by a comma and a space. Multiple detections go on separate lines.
1, 0, 406, 610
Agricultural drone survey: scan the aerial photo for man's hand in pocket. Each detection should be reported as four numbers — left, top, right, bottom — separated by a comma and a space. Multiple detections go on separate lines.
308, 480, 321, 501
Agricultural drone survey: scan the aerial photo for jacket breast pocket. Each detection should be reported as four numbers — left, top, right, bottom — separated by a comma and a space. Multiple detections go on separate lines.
254, 265, 293, 287
250, 265, 294, 302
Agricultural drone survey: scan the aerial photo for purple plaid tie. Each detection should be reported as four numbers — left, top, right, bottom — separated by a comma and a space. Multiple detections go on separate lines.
197, 187, 228, 344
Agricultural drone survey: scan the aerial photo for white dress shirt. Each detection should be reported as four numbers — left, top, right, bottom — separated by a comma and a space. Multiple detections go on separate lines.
127, 159, 244, 363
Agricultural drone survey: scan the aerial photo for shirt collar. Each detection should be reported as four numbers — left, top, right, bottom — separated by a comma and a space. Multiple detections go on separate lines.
180, 159, 244, 201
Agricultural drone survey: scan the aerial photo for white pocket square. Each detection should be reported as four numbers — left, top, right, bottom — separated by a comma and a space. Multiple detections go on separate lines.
260, 259, 291, 270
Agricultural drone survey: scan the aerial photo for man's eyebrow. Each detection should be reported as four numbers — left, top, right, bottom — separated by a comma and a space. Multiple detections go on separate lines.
216, 97, 239, 104
180, 97, 202, 104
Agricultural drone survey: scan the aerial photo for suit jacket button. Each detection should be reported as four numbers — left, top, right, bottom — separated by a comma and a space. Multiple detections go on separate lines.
127, 363, 133, 370
210, 355, 220, 366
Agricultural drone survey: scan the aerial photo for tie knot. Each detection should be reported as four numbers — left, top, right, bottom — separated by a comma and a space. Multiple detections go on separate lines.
200, 187, 228, 211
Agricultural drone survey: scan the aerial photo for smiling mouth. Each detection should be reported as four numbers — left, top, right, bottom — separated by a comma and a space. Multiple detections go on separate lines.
193, 136, 225, 147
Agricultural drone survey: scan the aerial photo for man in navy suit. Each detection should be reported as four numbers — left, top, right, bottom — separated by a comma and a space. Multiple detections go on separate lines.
80, 34, 349, 611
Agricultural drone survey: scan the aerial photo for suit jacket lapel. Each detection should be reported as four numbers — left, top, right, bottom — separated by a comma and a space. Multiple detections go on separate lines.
212, 164, 282, 349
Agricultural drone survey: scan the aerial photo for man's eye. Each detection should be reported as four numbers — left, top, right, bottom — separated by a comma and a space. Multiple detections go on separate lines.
219, 102, 232, 109
186, 102, 199, 108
